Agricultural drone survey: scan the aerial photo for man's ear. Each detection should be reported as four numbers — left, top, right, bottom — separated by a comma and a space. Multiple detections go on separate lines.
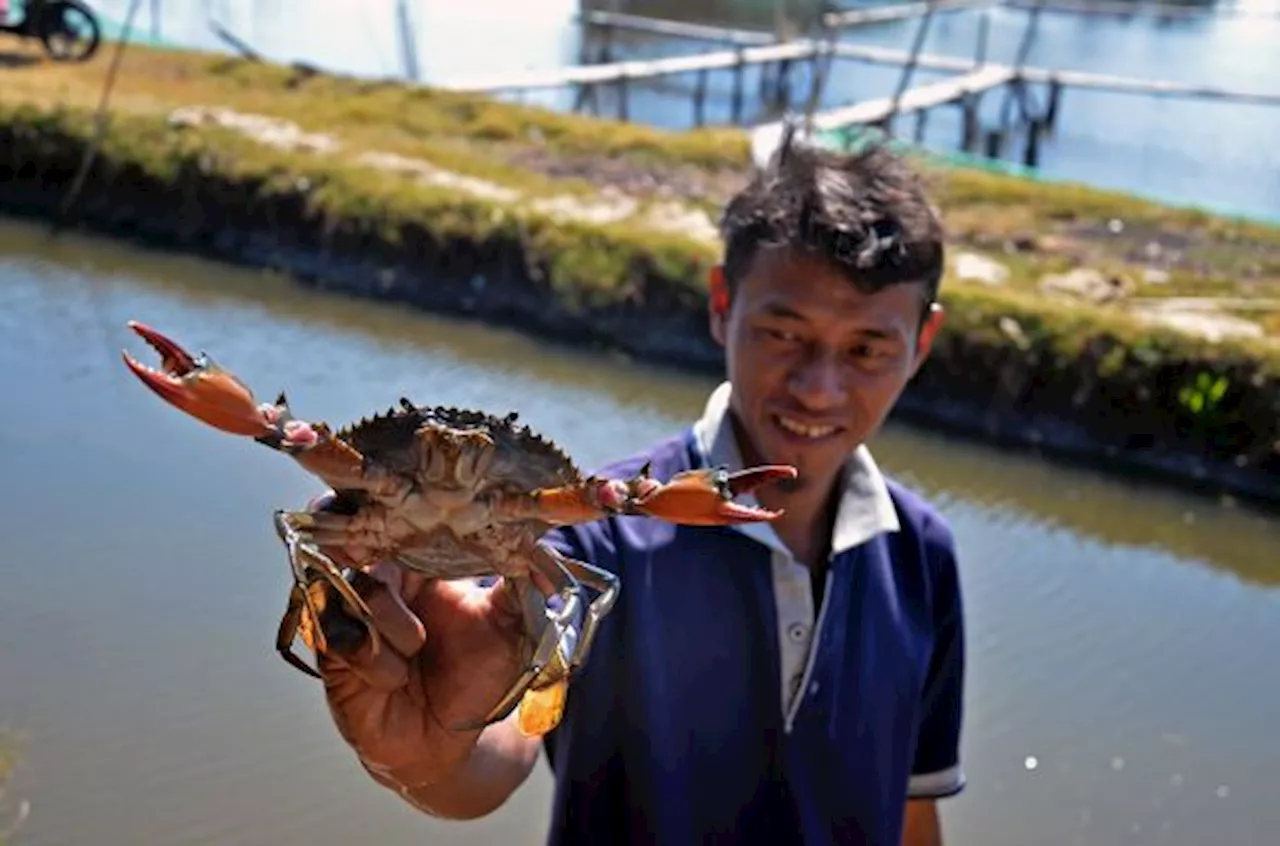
910, 302, 946, 378
708, 265, 730, 347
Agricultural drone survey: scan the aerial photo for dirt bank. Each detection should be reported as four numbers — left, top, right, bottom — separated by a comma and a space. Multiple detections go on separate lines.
0, 43, 1276, 506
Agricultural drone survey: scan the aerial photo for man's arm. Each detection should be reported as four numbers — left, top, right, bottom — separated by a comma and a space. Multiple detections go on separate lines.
379, 711, 543, 820
902, 799, 943, 846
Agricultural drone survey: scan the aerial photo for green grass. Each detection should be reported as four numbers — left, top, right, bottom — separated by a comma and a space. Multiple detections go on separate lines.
0, 41, 1276, 480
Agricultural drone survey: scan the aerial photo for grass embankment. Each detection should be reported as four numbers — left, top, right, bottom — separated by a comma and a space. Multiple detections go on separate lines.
0, 42, 1277, 499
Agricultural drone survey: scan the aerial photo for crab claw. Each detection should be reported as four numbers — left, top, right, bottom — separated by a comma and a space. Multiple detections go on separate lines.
122, 320, 277, 439
622, 462, 798, 526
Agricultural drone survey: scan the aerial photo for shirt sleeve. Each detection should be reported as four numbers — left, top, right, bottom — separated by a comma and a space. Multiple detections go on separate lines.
907, 515, 966, 800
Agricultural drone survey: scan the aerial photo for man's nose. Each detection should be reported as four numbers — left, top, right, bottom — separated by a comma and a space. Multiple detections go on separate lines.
788, 351, 847, 410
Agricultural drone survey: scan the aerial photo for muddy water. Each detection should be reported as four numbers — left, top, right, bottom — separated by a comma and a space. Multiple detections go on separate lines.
0, 216, 1278, 846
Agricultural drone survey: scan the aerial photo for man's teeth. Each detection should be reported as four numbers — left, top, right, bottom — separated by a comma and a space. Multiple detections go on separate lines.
776, 416, 836, 439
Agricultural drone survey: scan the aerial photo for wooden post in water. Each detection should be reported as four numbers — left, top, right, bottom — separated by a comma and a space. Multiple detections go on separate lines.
617, 74, 629, 121
774, 59, 794, 110
597, 21, 615, 63
883, 0, 939, 138
960, 93, 979, 151
984, 128, 1003, 158
800, 5, 841, 136
973, 9, 989, 67
1022, 118, 1042, 167
693, 68, 710, 126
395, 0, 420, 82
1044, 76, 1063, 132
731, 47, 746, 124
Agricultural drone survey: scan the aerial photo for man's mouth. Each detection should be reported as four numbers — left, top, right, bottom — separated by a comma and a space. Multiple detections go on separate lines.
772, 413, 841, 441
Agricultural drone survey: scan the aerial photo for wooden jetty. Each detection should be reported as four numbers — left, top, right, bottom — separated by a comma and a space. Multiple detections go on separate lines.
750, 65, 1016, 166
559, 8, 1280, 108
431, 1, 1280, 167
805, 65, 1016, 130
822, 41, 1280, 107
435, 41, 818, 94
436, 34, 1280, 112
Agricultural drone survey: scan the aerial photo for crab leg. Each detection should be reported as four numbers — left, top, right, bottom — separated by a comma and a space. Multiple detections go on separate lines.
454, 539, 621, 737
274, 509, 384, 673
122, 321, 411, 499
552, 547, 622, 670
622, 464, 798, 526
497, 462, 798, 528
277, 581, 326, 679
122, 320, 279, 439
453, 573, 582, 735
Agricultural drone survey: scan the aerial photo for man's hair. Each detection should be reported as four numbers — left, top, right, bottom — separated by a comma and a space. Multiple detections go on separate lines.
719, 122, 945, 308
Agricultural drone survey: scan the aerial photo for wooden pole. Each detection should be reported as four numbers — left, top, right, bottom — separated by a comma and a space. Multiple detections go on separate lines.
1022, 118, 1043, 166
984, 129, 1004, 158
731, 47, 745, 124
973, 9, 989, 67
617, 75, 629, 121
960, 94, 979, 151
774, 58, 793, 109
1044, 77, 1063, 131
693, 68, 709, 126
884, 0, 939, 137
395, 0, 420, 82
597, 22, 615, 63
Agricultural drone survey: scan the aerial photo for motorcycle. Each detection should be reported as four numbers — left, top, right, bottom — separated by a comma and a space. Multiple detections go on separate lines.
0, 0, 101, 62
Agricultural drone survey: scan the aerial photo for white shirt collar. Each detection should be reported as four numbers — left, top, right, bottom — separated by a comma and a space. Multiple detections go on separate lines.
690, 380, 900, 559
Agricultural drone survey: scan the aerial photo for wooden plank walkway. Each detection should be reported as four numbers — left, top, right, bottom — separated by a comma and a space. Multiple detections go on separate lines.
749, 65, 1016, 165
825, 43, 1280, 107
804, 65, 1017, 130
435, 39, 1280, 112
558, 11, 1280, 110
434, 3, 1280, 113
433, 41, 820, 93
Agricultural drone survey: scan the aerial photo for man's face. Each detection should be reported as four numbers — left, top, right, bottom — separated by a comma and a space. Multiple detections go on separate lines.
709, 246, 944, 494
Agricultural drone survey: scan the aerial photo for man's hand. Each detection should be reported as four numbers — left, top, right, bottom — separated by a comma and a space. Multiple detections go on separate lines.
305, 494, 543, 815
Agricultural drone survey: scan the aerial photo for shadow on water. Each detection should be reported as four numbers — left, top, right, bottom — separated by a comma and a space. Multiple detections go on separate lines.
6, 216, 1277, 591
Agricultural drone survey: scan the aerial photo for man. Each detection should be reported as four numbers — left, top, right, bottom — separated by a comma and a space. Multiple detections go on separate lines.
312, 126, 966, 845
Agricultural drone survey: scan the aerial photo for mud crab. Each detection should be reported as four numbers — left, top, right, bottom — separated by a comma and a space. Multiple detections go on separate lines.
121, 321, 797, 736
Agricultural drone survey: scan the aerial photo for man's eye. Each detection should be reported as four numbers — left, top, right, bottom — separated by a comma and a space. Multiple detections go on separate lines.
851, 344, 897, 364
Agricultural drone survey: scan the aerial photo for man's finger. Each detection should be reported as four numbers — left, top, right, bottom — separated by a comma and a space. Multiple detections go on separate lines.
352, 567, 428, 657
319, 625, 411, 692
315, 568, 426, 660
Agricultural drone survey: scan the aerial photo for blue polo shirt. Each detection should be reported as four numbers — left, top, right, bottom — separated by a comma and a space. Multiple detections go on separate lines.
539, 382, 966, 845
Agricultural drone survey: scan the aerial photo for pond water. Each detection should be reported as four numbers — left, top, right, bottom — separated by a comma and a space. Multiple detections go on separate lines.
0, 217, 1278, 845
80, 0, 1280, 219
